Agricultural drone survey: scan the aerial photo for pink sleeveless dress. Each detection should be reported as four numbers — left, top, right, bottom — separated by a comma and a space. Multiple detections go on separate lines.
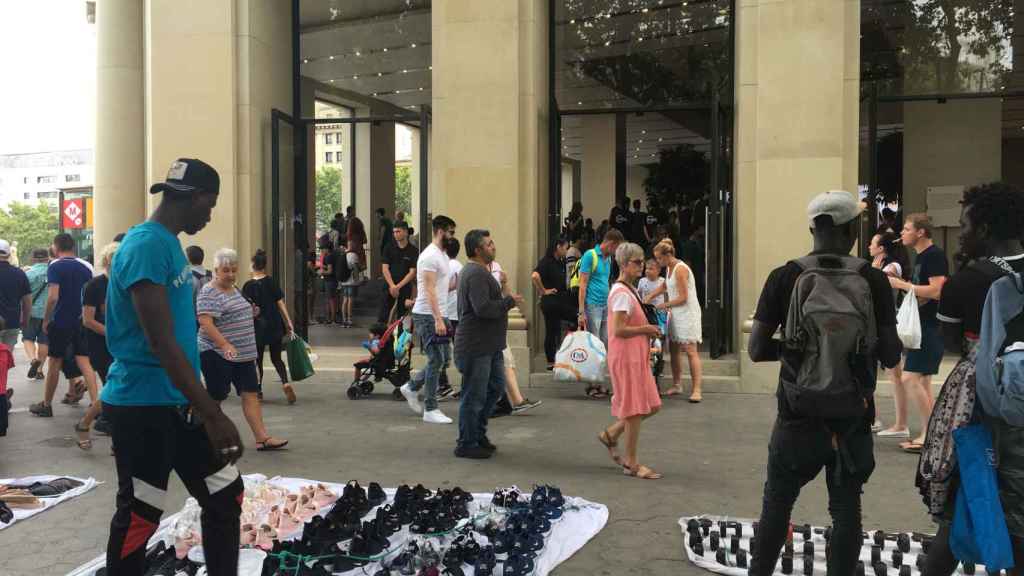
606, 283, 662, 419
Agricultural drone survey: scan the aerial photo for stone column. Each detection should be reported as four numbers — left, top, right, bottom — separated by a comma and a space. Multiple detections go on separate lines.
734, 1, 861, 392
431, 0, 548, 372
580, 115, 616, 225
94, 0, 145, 249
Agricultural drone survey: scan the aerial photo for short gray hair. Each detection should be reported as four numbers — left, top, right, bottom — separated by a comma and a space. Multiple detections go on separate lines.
614, 242, 644, 269
213, 248, 238, 268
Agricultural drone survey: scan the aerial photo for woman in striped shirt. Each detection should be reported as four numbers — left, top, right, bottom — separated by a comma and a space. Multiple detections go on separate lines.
198, 248, 288, 451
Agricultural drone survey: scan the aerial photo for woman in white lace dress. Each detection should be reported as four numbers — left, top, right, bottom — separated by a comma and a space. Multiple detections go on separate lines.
644, 240, 703, 402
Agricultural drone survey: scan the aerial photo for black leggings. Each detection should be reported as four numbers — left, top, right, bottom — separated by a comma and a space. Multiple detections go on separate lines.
540, 294, 578, 363
923, 523, 1024, 576
255, 333, 288, 388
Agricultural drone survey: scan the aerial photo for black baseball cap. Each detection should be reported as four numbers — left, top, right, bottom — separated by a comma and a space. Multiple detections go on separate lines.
149, 158, 220, 196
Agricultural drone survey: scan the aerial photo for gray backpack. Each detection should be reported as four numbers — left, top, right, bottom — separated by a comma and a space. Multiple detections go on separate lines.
784, 255, 877, 420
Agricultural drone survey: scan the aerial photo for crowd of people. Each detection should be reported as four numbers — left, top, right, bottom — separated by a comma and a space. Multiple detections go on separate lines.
2, 154, 1022, 576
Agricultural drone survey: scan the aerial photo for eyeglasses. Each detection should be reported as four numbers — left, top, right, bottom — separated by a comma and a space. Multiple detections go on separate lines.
629, 259, 644, 266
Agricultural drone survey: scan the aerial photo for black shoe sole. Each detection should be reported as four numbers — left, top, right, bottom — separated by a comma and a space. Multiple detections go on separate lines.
454, 448, 493, 459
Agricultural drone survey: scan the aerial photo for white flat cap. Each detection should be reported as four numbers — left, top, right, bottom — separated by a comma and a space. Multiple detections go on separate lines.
807, 190, 861, 228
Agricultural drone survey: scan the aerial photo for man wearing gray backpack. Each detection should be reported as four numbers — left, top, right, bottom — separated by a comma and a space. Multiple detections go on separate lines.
748, 190, 902, 576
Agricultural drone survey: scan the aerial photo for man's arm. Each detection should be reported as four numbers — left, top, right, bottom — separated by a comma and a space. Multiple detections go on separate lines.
748, 319, 782, 362
83, 305, 104, 335
20, 294, 30, 330
42, 284, 59, 332
467, 274, 515, 320
381, 263, 396, 288
130, 282, 243, 462
531, 272, 554, 296
421, 269, 448, 336
396, 267, 416, 290
890, 275, 946, 302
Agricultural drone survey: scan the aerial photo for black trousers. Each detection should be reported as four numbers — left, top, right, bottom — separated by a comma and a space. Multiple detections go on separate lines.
750, 421, 875, 576
254, 326, 288, 388
540, 294, 578, 363
379, 285, 413, 323
922, 523, 1024, 576
105, 405, 243, 576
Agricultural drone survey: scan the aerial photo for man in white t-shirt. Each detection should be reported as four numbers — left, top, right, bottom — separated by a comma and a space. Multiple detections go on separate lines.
401, 215, 457, 424
437, 237, 463, 400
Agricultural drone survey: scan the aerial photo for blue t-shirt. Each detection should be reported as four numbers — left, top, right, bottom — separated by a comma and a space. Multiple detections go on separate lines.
580, 248, 612, 307
26, 263, 49, 319
100, 222, 198, 406
47, 257, 92, 329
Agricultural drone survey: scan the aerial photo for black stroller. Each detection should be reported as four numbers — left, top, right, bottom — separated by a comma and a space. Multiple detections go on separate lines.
347, 314, 415, 400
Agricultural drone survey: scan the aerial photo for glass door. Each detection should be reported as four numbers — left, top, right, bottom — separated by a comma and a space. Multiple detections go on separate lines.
271, 109, 304, 338
705, 96, 733, 358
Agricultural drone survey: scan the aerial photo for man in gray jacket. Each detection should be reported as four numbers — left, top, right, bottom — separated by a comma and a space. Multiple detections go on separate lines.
453, 230, 523, 459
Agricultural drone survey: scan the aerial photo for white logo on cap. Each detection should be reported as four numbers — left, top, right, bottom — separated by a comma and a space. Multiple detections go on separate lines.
167, 161, 189, 181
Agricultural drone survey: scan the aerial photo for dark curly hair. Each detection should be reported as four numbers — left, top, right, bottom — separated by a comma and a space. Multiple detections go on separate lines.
961, 182, 1024, 242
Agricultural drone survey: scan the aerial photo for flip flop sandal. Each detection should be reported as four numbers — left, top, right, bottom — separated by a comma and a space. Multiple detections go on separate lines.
661, 388, 684, 397
597, 431, 622, 465
74, 422, 93, 451
282, 383, 297, 405
256, 438, 289, 451
623, 464, 662, 480
688, 395, 703, 404
901, 442, 923, 454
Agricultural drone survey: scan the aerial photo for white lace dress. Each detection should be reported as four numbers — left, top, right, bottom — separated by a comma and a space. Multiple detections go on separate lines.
666, 260, 702, 344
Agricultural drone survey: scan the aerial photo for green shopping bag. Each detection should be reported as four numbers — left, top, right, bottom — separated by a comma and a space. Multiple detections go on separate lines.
286, 335, 315, 382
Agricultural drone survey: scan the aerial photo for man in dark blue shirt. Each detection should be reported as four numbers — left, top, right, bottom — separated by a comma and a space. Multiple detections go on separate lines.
0, 239, 30, 348
30, 233, 100, 418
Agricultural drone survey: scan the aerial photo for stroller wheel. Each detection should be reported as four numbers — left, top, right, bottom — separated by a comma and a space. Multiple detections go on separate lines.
347, 386, 361, 400
392, 388, 404, 401
361, 381, 375, 395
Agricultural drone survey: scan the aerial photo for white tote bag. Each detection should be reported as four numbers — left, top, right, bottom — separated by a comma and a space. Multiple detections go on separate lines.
896, 286, 922, 350
553, 331, 607, 384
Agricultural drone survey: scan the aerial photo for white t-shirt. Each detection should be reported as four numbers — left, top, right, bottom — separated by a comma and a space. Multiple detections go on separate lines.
445, 259, 463, 320
489, 261, 504, 285
341, 252, 363, 286
638, 277, 666, 305
610, 287, 635, 314
412, 243, 450, 316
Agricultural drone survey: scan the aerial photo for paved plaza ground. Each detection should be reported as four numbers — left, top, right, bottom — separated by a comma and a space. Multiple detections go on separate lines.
1, 340, 936, 576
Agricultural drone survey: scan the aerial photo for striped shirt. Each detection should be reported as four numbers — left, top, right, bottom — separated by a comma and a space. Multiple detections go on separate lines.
196, 283, 258, 362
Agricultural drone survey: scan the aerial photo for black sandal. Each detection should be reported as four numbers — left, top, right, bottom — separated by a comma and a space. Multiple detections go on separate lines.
585, 385, 610, 399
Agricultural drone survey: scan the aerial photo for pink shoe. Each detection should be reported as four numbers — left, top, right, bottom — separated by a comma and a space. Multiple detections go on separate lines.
283, 494, 299, 515
267, 505, 282, 530
277, 508, 303, 535
297, 494, 319, 521
256, 524, 277, 551
312, 483, 338, 507
240, 523, 258, 547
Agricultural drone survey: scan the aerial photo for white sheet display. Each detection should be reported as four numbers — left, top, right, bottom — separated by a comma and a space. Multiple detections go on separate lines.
0, 475, 98, 532
70, 474, 609, 576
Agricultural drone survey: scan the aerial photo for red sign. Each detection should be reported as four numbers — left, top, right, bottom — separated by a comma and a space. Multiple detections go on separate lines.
62, 199, 84, 229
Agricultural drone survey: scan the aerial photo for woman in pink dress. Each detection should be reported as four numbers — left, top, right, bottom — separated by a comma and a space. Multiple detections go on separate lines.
597, 242, 664, 479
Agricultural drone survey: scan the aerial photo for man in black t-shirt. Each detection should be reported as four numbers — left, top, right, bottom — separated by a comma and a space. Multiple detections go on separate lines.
630, 199, 651, 249
531, 239, 577, 366
0, 240, 30, 348
609, 197, 630, 235
380, 221, 419, 322
889, 213, 948, 451
748, 191, 901, 576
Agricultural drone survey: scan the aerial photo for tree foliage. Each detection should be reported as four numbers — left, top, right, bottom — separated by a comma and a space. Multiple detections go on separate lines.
395, 164, 412, 216
315, 166, 342, 233
0, 202, 58, 259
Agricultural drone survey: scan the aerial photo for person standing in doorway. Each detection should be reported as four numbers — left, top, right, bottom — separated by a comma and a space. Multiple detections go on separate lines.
453, 229, 523, 459
377, 208, 394, 255
400, 215, 457, 425
100, 158, 244, 575
0, 240, 29, 351
346, 206, 367, 269
747, 190, 901, 576
532, 238, 577, 369
888, 213, 948, 453
23, 248, 51, 380
648, 240, 704, 402
320, 241, 339, 324
380, 221, 418, 323
29, 233, 100, 418
242, 249, 296, 404
338, 239, 364, 328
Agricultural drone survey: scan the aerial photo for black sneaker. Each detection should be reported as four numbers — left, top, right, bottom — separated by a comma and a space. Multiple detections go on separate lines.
93, 416, 112, 436
29, 402, 53, 418
454, 446, 493, 459
512, 398, 543, 415
27, 360, 40, 380
480, 437, 497, 453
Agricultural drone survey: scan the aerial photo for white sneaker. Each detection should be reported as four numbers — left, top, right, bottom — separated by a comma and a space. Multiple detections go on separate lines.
422, 409, 452, 424
400, 383, 423, 415
871, 419, 884, 433
877, 427, 910, 438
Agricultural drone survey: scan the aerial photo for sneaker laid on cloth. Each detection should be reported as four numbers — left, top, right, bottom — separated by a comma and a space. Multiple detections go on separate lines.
877, 427, 910, 438
871, 419, 884, 433
423, 409, 452, 424
512, 399, 543, 415
401, 383, 423, 415
29, 402, 52, 418
454, 446, 493, 459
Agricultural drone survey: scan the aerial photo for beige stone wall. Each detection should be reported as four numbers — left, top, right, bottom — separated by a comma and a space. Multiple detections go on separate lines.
734, 1, 861, 392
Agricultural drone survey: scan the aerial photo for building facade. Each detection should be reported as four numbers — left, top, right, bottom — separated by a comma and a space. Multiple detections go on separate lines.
0, 149, 93, 210
93, 0, 1023, 390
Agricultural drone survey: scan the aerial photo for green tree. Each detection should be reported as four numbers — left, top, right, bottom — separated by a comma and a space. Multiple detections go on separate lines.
315, 166, 342, 232
395, 164, 412, 215
0, 202, 58, 259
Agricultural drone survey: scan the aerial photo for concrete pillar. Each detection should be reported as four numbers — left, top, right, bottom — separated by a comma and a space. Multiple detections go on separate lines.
94, 0, 145, 249
355, 119, 396, 275
734, 1, 861, 392
432, 0, 548, 374
580, 115, 616, 225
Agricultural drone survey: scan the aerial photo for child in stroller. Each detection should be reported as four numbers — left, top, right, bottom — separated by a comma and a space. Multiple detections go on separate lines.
348, 317, 415, 399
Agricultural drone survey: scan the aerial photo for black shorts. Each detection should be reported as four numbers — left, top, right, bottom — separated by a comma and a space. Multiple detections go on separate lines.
200, 350, 260, 401
88, 336, 112, 382
47, 324, 88, 359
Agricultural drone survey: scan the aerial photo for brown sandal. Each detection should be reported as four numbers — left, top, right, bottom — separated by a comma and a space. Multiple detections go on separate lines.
597, 430, 622, 465
74, 421, 93, 451
623, 463, 662, 480
282, 383, 297, 405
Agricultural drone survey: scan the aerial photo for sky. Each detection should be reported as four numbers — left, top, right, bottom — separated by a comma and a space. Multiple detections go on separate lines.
0, 1, 96, 155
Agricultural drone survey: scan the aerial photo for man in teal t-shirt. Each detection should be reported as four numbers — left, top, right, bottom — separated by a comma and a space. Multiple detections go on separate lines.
100, 158, 244, 576
576, 228, 624, 346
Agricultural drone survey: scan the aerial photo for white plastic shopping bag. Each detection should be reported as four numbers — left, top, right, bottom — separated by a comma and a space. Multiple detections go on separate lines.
896, 286, 922, 350
553, 331, 607, 384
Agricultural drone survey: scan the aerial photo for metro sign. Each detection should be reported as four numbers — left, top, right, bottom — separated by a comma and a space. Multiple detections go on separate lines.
62, 198, 84, 229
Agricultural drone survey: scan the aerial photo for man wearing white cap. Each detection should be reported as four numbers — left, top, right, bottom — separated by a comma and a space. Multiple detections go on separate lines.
0, 239, 31, 348
746, 190, 903, 576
